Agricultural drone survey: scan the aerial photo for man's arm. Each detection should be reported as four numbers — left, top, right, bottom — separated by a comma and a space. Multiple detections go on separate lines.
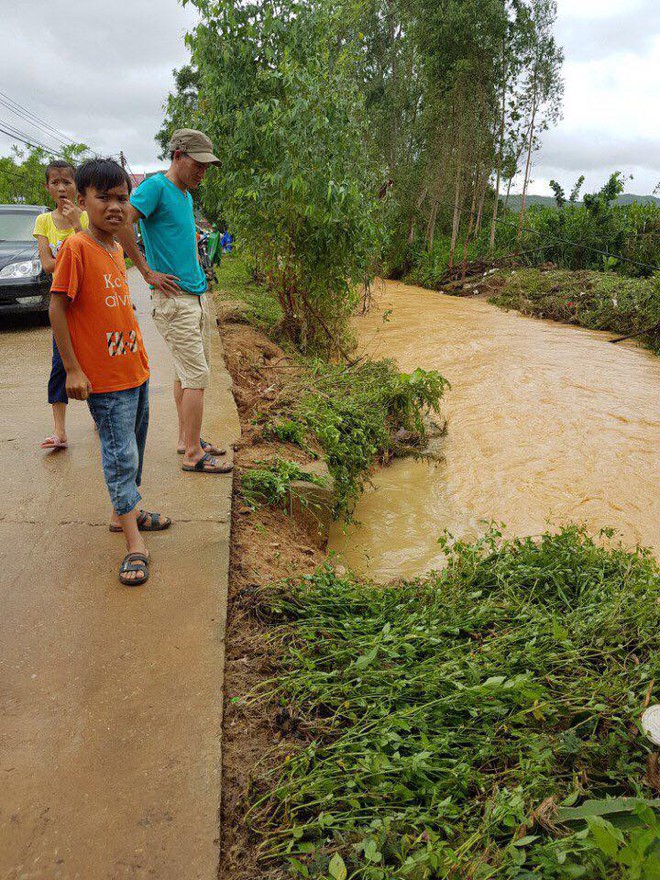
116, 206, 181, 297
49, 294, 92, 400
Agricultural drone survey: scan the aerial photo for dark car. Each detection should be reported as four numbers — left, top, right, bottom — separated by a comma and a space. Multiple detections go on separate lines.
0, 204, 50, 318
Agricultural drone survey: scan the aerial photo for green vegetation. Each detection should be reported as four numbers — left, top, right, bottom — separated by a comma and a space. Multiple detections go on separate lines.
176, 0, 381, 356
216, 253, 450, 517
0, 143, 89, 205
215, 252, 282, 331
287, 360, 448, 517
403, 173, 660, 291
246, 526, 660, 878
491, 269, 660, 354
158, 0, 565, 351
492, 174, 660, 277
241, 458, 326, 509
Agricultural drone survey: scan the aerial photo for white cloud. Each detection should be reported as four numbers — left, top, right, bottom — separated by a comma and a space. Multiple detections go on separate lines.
530, 0, 660, 195
1, 0, 659, 196
0, 0, 199, 171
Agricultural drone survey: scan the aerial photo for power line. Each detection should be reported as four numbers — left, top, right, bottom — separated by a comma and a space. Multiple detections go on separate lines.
0, 122, 62, 157
0, 90, 100, 159
0, 89, 79, 150
0, 97, 73, 152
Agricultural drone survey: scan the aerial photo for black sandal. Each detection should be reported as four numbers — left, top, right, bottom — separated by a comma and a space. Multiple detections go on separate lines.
109, 510, 172, 533
182, 451, 234, 474
119, 552, 150, 587
177, 438, 227, 456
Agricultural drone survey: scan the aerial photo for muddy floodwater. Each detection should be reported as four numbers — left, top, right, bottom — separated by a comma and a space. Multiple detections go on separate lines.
329, 279, 660, 581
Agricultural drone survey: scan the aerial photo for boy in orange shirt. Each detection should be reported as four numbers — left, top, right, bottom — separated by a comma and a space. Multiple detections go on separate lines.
49, 158, 171, 586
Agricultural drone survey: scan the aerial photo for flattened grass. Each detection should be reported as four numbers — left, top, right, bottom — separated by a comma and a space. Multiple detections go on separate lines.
491, 269, 660, 354
247, 526, 660, 879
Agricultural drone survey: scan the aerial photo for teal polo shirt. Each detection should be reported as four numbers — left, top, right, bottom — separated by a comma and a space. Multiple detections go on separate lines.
130, 174, 207, 294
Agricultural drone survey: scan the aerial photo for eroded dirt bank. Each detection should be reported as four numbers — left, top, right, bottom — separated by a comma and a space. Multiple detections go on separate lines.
218, 319, 325, 880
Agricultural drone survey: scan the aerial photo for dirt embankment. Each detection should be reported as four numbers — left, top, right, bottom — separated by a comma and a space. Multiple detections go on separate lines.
218, 318, 326, 880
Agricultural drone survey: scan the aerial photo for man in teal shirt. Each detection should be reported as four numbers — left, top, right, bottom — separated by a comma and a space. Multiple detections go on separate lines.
118, 129, 232, 475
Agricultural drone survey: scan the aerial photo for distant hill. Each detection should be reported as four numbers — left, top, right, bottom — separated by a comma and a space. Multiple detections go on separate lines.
506, 194, 660, 211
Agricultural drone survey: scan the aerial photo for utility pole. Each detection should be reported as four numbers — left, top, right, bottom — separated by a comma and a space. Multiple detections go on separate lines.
119, 151, 126, 169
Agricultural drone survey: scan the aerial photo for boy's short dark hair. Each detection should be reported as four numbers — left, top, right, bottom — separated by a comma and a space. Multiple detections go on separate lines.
75, 158, 132, 196
45, 159, 75, 183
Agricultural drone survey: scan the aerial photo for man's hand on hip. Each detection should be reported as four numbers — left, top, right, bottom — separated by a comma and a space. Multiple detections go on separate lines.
144, 268, 181, 297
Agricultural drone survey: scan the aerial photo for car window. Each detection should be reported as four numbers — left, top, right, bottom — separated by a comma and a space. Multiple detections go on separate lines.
0, 211, 39, 242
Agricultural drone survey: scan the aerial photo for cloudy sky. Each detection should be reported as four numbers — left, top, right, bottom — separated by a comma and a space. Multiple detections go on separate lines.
1, 0, 659, 196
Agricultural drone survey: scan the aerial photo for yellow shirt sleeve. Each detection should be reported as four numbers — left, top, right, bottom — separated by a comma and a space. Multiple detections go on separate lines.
32, 212, 50, 240
80, 211, 89, 230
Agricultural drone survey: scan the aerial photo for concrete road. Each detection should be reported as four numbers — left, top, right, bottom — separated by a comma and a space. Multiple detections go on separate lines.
0, 271, 240, 879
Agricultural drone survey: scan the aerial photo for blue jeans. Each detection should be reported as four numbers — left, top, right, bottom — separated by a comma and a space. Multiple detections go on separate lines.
48, 336, 68, 405
87, 381, 149, 516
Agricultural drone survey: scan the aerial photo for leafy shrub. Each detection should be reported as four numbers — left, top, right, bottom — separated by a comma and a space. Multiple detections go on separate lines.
263, 418, 308, 447
187, 0, 382, 355
293, 360, 449, 516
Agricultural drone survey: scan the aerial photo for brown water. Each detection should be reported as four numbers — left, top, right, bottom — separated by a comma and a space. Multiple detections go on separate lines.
328, 279, 660, 581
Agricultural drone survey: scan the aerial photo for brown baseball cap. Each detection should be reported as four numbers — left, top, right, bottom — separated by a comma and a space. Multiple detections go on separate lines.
169, 128, 221, 166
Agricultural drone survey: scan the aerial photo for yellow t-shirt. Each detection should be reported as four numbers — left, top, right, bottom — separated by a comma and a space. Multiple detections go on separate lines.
33, 211, 89, 255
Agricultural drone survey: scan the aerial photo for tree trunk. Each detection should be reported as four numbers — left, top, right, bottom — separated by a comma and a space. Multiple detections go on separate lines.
475, 169, 488, 234
448, 116, 464, 270
516, 95, 538, 251
387, 0, 398, 176
407, 186, 428, 245
504, 175, 514, 211
426, 199, 439, 251
489, 39, 508, 253
461, 166, 479, 281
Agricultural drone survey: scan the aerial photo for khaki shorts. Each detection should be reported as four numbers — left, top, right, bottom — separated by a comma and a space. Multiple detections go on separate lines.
152, 291, 212, 389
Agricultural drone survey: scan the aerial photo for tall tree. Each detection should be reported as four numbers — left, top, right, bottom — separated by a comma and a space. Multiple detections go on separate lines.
181, 0, 382, 355
515, 0, 564, 247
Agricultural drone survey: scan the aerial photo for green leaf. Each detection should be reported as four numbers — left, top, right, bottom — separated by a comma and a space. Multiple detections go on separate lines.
586, 816, 624, 859
328, 852, 347, 880
483, 676, 506, 688
558, 798, 660, 823
355, 646, 378, 670
512, 835, 540, 848
363, 838, 382, 862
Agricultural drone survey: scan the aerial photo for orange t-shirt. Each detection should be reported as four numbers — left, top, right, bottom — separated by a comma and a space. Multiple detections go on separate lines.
51, 233, 149, 394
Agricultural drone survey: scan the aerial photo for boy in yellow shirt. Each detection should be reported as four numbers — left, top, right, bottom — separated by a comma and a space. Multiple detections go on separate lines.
33, 160, 89, 450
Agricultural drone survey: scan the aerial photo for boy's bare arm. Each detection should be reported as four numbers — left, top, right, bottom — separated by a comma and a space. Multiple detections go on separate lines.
36, 236, 56, 274
49, 294, 92, 400
116, 207, 181, 296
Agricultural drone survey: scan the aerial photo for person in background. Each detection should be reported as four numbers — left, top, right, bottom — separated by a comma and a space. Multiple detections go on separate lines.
49, 158, 171, 587
221, 230, 233, 253
33, 160, 89, 450
116, 129, 232, 475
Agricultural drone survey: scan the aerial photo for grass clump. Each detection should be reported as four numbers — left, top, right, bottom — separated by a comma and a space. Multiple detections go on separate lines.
214, 251, 282, 332
491, 269, 660, 354
241, 458, 325, 509
247, 526, 660, 878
